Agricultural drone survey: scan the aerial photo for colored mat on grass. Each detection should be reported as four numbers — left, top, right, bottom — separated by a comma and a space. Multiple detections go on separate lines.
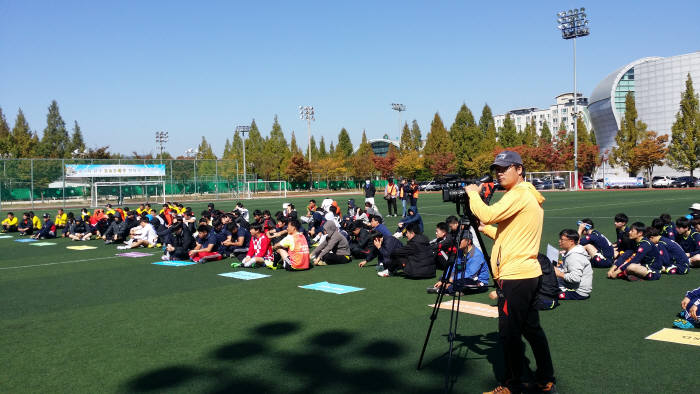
429, 300, 499, 318
116, 252, 153, 258
646, 328, 700, 347
299, 281, 364, 294
152, 261, 196, 267
218, 271, 270, 280
15, 239, 37, 243
0, 235, 13, 239
30, 242, 57, 246
66, 245, 97, 250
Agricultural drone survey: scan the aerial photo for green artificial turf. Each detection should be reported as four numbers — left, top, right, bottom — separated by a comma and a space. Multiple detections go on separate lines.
1, 189, 698, 393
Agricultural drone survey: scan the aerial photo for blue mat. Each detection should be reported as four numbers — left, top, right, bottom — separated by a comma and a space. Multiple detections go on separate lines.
299, 281, 365, 294
15, 238, 37, 243
152, 261, 196, 267
218, 271, 270, 280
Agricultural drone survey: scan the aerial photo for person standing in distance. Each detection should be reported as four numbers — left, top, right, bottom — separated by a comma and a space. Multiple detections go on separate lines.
464, 150, 556, 394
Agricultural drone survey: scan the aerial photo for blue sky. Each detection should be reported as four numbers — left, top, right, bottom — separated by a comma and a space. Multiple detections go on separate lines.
1, 1, 698, 157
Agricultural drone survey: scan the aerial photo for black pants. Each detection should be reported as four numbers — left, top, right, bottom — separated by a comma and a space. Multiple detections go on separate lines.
171, 247, 190, 260
3, 225, 17, 232
498, 277, 555, 387
321, 253, 351, 264
351, 248, 369, 260
386, 198, 397, 215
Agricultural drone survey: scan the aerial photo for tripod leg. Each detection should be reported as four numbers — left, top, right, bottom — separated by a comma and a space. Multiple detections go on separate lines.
417, 270, 451, 370
444, 291, 459, 392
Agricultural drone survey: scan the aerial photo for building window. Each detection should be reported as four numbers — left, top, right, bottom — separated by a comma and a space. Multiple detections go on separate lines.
615, 68, 635, 116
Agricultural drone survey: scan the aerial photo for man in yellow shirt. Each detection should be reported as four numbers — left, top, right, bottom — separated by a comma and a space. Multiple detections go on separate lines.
30, 211, 42, 230
55, 208, 68, 228
2, 212, 18, 232
465, 150, 555, 394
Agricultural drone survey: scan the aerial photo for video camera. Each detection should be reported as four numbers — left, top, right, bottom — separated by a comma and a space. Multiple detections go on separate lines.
441, 174, 495, 216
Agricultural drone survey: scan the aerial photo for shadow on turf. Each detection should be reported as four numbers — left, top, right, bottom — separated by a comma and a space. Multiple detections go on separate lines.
123, 320, 501, 393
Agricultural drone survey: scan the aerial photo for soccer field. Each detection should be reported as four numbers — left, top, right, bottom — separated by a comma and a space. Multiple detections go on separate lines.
1, 189, 698, 394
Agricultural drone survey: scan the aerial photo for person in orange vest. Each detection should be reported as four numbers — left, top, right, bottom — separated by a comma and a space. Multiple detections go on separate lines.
409, 179, 420, 212
384, 178, 399, 217
400, 178, 411, 217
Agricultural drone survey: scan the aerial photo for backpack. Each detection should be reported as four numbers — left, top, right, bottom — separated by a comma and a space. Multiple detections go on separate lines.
533, 253, 561, 311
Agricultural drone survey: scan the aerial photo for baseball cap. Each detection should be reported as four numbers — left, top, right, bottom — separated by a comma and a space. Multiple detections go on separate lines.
42, 213, 50, 218
460, 229, 473, 241
490, 150, 523, 171
690, 203, 700, 211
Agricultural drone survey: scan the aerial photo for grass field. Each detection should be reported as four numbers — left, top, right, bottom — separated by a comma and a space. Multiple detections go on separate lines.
1, 189, 698, 393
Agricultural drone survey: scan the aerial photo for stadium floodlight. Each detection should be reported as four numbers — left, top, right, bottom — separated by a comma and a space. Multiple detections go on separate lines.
155, 131, 169, 162
299, 106, 315, 189
556, 7, 590, 191
236, 125, 251, 192
391, 103, 406, 137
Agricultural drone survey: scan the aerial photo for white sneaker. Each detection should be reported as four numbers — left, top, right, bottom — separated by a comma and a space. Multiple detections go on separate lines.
243, 260, 255, 268
393, 232, 403, 239
377, 269, 390, 277
161, 254, 170, 261
117, 245, 129, 250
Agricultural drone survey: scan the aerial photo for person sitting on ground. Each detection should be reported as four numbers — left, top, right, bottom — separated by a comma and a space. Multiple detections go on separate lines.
62, 212, 76, 238
358, 229, 403, 274
674, 286, 700, 329
224, 221, 250, 261
102, 214, 126, 244
608, 222, 661, 281
348, 221, 372, 259
211, 219, 232, 258
364, 201, 382, 220
230, 210, 250, 231
432, 222, 456, 270
554, 229, 593, 300
119, 217, 158, 249
55, 208, 67, 229
301, 199, 316, 224
369, 214, 392, 239
17, 212, 34, 236
613, 212, 634, 257
32, 213, 57, 240
162, 222, 194, 261
308, 207, 325, 244
30, 211, 42, 231
385, 222, 434, 278
268, 215, 288, 245
310, 221, 351, 266
135, 204, 147, 216
104, 204, 116, 216
2, 212, 18, 232
659, 213, 676, 239
394, 208, 423, 238
674, 216, 700, 267
647, 226, 689, 274
239, 223, 273, 268
69, 216, 92, 241
429, 229, 489, 294
272, 219, 310, 271
189, 224, 223, 263
577, 218, 615, 268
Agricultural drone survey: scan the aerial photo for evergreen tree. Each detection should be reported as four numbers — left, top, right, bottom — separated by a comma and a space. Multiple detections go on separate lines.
310, 135, 319, 161
196, 136, 216, 159
262, 115, 290, 179
478, 104, 497, 151
335, 128, 353, 158
498, 113, 519, 147
289, 131, 301, 155
540, 121, 552, 144
318, 136, 327, 158
410, 120, 422, 151
222, 139, 232, 159
350, 130, 375, 179
69, 120, 86, 155
590, 128, 597, 145
423, 112, 453, 171
232, 130, 243, 161
329, 142, 335, 156
450, 103, 481, 175
610, 92, 647, 176
10, 109, 34, 158
0, 107, 10, 155
575, 116, 590, 146
245, 119, 265, 177
399, 122, 412, 152
522, 118, 537, 146
38, 100, 70, 158
667, 73, 699, 176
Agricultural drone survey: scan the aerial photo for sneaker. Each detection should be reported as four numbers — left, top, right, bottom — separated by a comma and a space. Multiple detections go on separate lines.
426, 286, 445, 294
483, 386, 512, 394
393, 232, 403, 239
231, 261, 243, 268
537, 382, 558, 393
265, 260, 277, 270
117, 245, 129, 250
673, 319, 695, 329
377, 269, 390, 277
161, 254, 170, 261
314, 260, 327, 266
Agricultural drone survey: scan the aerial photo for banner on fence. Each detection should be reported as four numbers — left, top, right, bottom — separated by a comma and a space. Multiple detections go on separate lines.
65, 164, 166, 178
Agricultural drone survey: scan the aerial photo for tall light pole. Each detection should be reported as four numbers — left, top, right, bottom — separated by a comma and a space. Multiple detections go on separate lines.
236, 125, 250, 194
155, 131, 168, 163
557, 7, 589, 190
391, 103, 406, 136
299, 106, 315, 189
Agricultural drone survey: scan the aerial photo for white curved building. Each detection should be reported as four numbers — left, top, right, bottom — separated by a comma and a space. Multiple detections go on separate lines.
587, 52, 700, 175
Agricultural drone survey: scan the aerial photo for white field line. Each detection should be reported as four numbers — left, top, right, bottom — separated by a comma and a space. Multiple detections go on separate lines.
0, 255, 122, 270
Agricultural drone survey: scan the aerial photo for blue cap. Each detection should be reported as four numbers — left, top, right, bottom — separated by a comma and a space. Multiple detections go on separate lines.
490, 150, 523, 170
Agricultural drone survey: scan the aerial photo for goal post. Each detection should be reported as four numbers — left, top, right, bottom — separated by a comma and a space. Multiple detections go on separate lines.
245, 180, 287, 199
91, 180, 166, 208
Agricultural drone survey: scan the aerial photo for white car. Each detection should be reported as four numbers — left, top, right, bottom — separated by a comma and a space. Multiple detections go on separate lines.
651, 176, 674, 188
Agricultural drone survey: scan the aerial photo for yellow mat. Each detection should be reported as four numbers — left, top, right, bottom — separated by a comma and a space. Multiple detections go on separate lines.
66, 245, 98, 250
645, 328, 700, 347
429, 300, 498, 318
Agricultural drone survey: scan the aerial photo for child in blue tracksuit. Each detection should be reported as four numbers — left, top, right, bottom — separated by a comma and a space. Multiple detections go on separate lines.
674, 286, 700, 329
428, 230, 489, 295
648, 226, 690, 275
608, 223, 661, 281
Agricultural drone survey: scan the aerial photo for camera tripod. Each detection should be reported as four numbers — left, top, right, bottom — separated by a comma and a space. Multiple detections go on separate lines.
416, 189, 495, 393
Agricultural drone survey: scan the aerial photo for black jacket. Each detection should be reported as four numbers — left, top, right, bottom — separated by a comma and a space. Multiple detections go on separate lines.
349, 228, 371, 253
365, 235, 402, 265
364, 183, 376, 198
433, 234, 456, 270
391, 233, 436, 278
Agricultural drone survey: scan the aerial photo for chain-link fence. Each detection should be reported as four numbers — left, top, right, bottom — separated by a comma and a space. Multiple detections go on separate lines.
0, 158, 389, 209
